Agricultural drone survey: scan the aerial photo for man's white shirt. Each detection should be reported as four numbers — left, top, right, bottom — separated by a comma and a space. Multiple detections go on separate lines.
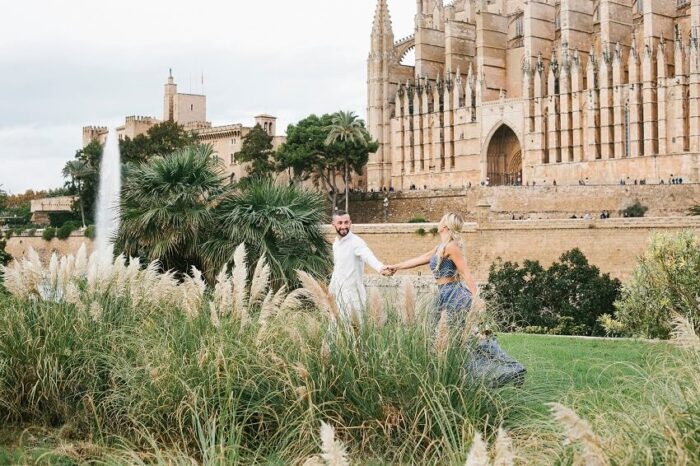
329, 231, 383, 319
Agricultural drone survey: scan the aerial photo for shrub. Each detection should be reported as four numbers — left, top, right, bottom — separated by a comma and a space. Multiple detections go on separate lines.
622, 200, 648, 218
3, 230, 11, 240
0, 239, 11, 267
27, 228, 36, 237
84, 225, 96, 239
415, 227, 426, 236
408, 216, 428, 223
56, 223, 76, 240
482, 249, 621, 336
42, 227, 56, 241
689, 205, 700, 216
614, 230, 700, 338
429, 226, 439, 235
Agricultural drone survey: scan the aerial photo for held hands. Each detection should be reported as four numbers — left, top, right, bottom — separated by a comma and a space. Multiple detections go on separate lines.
380, 265, 398, 277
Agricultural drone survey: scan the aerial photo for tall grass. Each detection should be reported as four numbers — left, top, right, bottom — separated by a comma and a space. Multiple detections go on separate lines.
1, 247, 699, 464
0, 246, 505, 464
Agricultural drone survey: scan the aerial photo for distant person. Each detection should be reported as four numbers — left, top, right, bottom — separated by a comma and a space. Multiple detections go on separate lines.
329, 211, 392, 320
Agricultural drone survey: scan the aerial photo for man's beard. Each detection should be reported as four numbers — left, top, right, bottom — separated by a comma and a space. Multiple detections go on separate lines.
335, 226, 350, 237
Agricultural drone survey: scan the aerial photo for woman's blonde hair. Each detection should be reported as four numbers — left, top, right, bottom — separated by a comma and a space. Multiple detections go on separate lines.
433, 212, 465, 273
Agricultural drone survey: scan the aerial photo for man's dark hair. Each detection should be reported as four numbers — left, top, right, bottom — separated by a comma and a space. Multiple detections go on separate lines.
333, 210, 349, 218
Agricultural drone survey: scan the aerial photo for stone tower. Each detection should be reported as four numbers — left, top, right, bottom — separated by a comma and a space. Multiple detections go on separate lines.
366, 0, 397, 190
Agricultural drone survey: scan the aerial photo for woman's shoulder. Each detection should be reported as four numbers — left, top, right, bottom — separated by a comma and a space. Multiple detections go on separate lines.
443, 240, 462, 255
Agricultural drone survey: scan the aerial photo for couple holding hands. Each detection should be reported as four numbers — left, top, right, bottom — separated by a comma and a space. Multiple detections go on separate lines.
329, 210, 476, 323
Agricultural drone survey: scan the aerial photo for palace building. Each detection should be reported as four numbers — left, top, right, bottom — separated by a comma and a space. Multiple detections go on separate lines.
366, 0, 700, 190
82, 71, 284, 182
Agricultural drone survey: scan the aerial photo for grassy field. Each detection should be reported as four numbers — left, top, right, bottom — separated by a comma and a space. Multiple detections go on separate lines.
0, 333, 668, 465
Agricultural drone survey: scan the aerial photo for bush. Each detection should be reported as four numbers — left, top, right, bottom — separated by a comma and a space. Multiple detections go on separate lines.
614, 230, 700, 338
408, 216, 428, 223
415, 227, 426, 236
482, 249, 621, 336
42, 227, 56, 241
622, 200, 648, 218
84, 225, 96, 239
429, 227, 439, 235
56, 224, 74, 240
27, 228, 36, 237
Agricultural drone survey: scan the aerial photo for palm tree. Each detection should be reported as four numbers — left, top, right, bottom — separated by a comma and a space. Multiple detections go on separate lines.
202, 179, 332, 288
115, 144, 228, 274
62, 159, 95, 227
324, 111, 371, 213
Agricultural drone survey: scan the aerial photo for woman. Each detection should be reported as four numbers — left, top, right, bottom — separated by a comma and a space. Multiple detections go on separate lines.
387, 212, 476, 322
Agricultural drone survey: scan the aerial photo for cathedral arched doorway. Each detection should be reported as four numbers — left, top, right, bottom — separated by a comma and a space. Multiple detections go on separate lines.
486, 124, 522, 186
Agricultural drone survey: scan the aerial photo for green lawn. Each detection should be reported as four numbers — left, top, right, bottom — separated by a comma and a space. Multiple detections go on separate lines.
497, 333, 669, 426
0, 334, 672, 464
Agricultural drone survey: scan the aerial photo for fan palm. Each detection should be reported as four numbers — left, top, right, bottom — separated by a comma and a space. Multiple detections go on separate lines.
62, 159, 95, 227
324, 110, 371, 212
202, 179, 332, 288
115, 144, 227, 273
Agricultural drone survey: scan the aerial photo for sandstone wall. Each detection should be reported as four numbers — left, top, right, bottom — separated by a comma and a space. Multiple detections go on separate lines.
348, 184, 700, 223
337, 217, 700, 283
7, 218, 700, 286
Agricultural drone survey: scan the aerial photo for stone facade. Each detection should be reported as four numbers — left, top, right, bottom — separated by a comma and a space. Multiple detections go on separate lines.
82, 71, 285, 182
366, 0, 700, 191
29, 196, 76, 225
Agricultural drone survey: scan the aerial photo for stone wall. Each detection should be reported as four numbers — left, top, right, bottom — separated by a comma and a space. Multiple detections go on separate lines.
348, 184, 700, 223
6, 233, 94, 263
334, 217, 700, 283
7, 217, 700, 286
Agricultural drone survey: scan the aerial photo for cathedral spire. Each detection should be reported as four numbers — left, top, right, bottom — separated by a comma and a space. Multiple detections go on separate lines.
372, 0, 393, 38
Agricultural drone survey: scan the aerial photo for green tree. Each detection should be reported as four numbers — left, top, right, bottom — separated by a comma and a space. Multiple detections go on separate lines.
202, 179, 332, 288
115, 144, 227, 274
119, 120, 198, 164
277, 114, 377, 213
62, 159, 95, 227
235, 124, 275, 181
324, 110, 373, 213
71, 140, 103, 224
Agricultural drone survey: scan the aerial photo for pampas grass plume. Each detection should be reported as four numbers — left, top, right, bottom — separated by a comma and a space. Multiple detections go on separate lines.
297, 270, 339, 321
249, 256, 270, 306
548, 403, 608, 466
493, 427, 515, 466
232, 243, 249, 316
320, 422, 350, 466
465, 432, 489, 466
434, 311, 449, 354
400, 277, 416, 325
670, 313, 700, 350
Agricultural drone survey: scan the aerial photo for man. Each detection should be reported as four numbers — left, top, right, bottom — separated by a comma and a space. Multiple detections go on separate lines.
329, 210, 390, 319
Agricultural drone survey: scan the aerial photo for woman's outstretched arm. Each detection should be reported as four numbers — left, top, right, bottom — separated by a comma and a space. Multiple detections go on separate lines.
445, 242, 477, 295
387, 246, 437, 272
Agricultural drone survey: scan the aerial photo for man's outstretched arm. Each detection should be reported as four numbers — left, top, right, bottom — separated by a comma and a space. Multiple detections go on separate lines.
355, 241, 384, 273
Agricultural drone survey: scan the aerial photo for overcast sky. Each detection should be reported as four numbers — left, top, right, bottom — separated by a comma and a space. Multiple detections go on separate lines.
0, 0, 415, 194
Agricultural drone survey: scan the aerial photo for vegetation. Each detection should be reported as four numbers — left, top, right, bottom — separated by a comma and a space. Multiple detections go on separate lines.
116, 145, 331, 282
323, 111, 374, 213
0, 245, 698, 465
689, 205, 700, 216
276, 113, 378, 213
66, 140, 103, 225
56, 222, 79, 240
41, 227, 56, 241
116, 144, 226, 273
408, 215, 428, 223
234, 124, 276, 182
202, 179, 332, 288
84, 225, 96, 239
610, 230, 700, 339
622, 200, 648, 218
118, 120, 198, 164
482, 249, 621, 336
